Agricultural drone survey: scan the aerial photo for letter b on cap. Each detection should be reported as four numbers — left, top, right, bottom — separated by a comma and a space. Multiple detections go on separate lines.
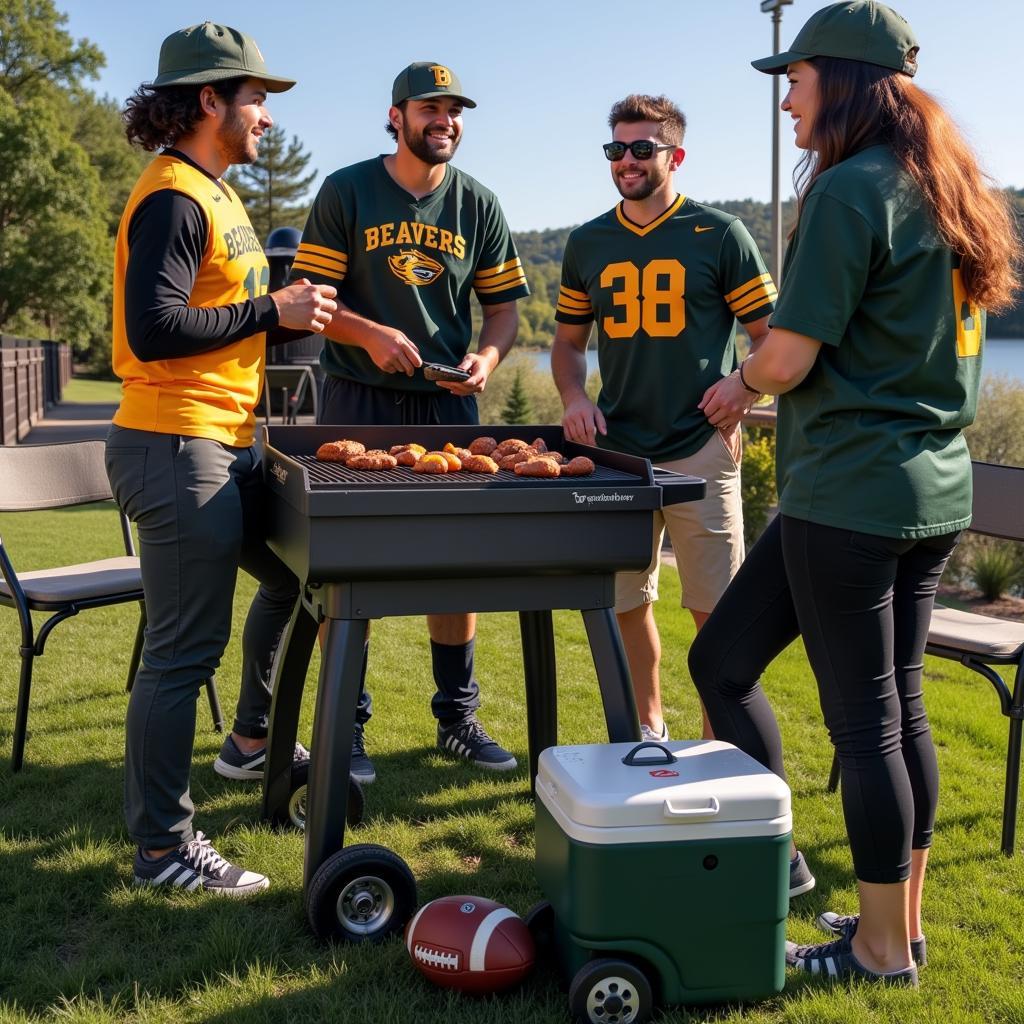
430, 65, 452, 87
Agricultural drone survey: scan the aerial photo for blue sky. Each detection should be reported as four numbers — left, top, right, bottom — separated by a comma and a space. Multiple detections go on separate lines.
59, 0, 1023, 232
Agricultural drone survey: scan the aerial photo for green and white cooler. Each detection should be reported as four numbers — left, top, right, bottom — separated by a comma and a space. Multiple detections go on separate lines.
534, 740, 791, 1017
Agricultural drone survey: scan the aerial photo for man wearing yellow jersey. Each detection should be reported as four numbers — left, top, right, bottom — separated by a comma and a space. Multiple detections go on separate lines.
106, 23, 336, 895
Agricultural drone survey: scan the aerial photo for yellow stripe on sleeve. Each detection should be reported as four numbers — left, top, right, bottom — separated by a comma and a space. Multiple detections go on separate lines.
559, 285, 589, 301
297, 242, 348, 266
292, 256, 346, 280
557, 294, 592, 312
473, 267, 527, 290
732, 287, 778, 318
557, 301, 593, 318
723, 273, 774, 304
475, 273, 528, 294
474, 257, 523, 280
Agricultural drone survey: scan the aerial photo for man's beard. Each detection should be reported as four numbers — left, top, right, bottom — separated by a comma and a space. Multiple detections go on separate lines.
614, 160, 668, 201
217, 104, 255, 165
402, 120, 460, 165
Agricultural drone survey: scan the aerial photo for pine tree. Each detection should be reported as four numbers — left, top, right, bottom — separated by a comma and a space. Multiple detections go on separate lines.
227, 125, 317, 242
502, 369, 532, 425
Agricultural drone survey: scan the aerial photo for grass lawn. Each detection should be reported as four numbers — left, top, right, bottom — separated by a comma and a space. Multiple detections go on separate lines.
60, 378, 122, 405
1, 504, 1022, 1023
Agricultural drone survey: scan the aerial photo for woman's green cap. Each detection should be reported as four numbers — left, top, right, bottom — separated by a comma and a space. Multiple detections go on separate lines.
752, 1, 919, 77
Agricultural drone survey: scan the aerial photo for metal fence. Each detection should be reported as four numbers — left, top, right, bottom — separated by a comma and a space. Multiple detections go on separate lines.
0, 336, 72, 445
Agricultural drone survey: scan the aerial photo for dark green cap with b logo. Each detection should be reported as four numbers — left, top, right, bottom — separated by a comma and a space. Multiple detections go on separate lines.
153, 22, 296, 92
752, 1, 919, 77
391, 62, 476, 108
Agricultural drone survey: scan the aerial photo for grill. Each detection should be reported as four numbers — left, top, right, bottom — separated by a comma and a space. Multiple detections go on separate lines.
256, 424, 706, 942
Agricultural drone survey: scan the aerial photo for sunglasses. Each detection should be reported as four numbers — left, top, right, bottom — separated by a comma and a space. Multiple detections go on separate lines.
603, 140, 676, 161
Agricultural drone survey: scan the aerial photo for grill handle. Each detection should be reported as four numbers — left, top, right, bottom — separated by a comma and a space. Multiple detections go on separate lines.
654, 467, 708, 507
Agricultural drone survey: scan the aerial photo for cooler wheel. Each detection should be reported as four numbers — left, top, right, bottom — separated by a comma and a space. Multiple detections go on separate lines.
569, 958, 653, 1024
306, 843, 417, 942
270, 762, 365, 831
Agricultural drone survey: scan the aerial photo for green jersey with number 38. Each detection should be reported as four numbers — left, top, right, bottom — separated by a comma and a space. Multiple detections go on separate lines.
556, 194, 776, 461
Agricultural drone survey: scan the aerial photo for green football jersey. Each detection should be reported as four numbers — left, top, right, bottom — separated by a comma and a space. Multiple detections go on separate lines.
772, 145, 981, 539
293, 157, 529, 392
556, 194, 776, 460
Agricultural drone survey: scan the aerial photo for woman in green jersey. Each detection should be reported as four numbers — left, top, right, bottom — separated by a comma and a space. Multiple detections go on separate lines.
691, 0, 1020, 987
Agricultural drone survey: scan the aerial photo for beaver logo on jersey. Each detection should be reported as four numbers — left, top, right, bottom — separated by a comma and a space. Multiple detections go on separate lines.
388, 249, 445, 286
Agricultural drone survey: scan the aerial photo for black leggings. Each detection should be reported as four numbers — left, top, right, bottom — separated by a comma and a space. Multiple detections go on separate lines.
688, 515, 958, 884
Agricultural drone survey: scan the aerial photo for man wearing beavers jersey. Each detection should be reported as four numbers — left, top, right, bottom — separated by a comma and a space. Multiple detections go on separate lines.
107, 23, 337, 894
289, 62, 529, 782
549, 94, 815, 893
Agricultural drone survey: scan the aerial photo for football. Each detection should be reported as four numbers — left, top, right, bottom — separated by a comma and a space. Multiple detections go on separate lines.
404, 895, 535, 993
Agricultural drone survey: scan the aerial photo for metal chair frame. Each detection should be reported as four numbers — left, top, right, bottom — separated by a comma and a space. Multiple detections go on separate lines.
0, 440, 222, 771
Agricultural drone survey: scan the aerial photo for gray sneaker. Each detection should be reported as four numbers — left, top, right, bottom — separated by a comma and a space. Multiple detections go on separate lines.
213, 734, 309, 781
350, 722, 376, 784
640, 722, 669, 743
786, 933, 918, 987
133, 832, 268, 897
789, 851, 816, 898
437, 716, 517, 771
817, 911, 927, 967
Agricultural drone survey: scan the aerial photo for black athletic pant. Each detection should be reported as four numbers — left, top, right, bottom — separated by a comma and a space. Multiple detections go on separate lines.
688, 514, 958, 884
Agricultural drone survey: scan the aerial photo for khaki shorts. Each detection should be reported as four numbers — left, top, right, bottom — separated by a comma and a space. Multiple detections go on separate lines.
615, 429, 745, 615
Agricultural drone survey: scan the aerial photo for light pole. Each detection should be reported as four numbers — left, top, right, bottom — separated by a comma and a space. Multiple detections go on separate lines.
761, 0, 793, 285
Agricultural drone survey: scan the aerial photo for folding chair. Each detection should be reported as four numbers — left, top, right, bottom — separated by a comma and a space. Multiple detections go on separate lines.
826, 460, 1024, 856
0, 440, 223, 772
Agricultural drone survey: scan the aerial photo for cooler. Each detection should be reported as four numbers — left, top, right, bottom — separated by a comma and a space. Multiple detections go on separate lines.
534, 740, 791, 1011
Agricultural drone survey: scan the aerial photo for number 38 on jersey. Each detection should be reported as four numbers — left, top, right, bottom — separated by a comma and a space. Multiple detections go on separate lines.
600, 258, 686, 339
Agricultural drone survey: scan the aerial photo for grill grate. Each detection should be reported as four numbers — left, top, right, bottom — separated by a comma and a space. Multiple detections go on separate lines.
297, 455, 640, 488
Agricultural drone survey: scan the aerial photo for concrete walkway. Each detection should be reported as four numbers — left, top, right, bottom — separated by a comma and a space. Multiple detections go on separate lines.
20, 401, 117, 444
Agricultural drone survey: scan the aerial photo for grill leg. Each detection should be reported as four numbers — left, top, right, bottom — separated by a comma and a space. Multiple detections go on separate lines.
303, 615, 368, 888
262, 598, 319, 822
520, 610, 557, 794
581, 607, 640, 744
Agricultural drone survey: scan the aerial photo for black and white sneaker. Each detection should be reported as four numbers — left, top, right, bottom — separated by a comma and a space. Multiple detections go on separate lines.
350, 722, 376, 785
133, 832, 269, 897
789, 851, 816, 898
213, 735, 309, 781
786, 934, 918, 987
437, 716, 518, 771
817, 911, 927, 966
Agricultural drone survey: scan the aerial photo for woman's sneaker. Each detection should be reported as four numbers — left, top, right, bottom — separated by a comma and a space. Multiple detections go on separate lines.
213, 735, 310, 781
640, 722, 669, 743
786, 934, 918, 987
816, 911, 927, 966
133, 832, 268, 897
789, 851, 816, 897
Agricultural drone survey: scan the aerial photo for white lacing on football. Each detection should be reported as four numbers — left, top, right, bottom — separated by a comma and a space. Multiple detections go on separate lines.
414, 945, 460, 970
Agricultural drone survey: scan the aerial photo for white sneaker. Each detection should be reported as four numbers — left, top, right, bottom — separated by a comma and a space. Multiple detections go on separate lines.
640, 721, 669, 743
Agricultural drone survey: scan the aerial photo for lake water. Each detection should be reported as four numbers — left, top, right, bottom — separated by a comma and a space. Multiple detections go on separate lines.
529, 337, 1024, 383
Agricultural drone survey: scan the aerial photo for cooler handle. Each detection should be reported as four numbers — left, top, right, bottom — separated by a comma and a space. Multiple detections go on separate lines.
663, 797, 721, 820
621, 742, 675, 765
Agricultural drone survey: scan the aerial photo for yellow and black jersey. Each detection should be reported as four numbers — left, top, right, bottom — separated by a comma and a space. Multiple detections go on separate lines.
557, 195, 776, 460
294, 157, 529, 392
112, 152, 272, 446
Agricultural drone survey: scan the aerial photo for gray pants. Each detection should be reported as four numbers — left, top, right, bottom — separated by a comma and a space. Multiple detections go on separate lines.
105, 427, 298, 849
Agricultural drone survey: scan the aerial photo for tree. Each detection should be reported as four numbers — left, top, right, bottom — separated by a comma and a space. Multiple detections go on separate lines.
501, 369, 532, 425
0, 2, 112, 342
226, 125, 317, 242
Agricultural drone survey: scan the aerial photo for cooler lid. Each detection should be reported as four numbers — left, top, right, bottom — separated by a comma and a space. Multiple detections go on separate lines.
536, 740, 790, 830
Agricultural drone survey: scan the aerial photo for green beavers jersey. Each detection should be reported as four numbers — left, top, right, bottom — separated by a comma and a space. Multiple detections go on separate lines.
772, 145, 981, 539
293, 156, 529, 392
556, 194, 776, 460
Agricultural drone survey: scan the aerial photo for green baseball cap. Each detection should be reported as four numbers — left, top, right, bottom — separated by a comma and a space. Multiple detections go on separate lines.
153, 22, 295, 92
391, 62, 476, 108
752, 1, 919, 77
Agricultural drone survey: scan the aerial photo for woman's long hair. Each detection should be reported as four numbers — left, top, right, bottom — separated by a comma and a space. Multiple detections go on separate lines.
123, 78, 244, 153
795, 57, 1021, 312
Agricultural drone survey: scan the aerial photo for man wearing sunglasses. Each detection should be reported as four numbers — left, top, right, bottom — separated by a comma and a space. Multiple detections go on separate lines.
552, 92, 777, 760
